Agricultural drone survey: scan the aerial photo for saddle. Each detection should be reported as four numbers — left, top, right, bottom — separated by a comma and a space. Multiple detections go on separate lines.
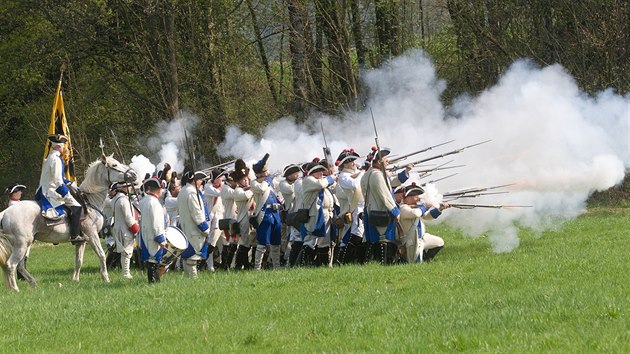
42, 209, 89, 227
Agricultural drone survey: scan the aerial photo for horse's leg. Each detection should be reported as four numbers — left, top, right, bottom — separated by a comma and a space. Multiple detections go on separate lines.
16, 259, 37, 288
6, 244, 29, 292
72, 242, 86, 282
86, 232, 110, 283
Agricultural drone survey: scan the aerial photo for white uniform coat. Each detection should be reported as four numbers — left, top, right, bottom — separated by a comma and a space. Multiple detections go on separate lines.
38, 150, 80, 214
177, 184, 208, 258
111, 192, 139, 256
301, 176, 336, 233
139, 193, 166, 262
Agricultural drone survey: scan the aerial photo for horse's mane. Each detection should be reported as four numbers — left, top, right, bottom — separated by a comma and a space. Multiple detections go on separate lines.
79, 159, 108, 194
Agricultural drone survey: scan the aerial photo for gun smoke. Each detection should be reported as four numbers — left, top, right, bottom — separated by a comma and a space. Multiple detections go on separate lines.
217, 49, 629, 253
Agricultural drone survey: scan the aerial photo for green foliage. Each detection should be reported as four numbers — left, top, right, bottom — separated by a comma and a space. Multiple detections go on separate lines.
1, 209, 629, 351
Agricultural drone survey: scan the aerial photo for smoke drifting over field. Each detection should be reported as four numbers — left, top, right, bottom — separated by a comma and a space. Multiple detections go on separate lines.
130, 111, 199, 183
218, 50, 629, 252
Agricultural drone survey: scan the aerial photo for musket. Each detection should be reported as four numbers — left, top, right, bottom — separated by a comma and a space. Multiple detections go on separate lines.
443, 191, 509, 201
200, 159, 237, 174
320, 122, 334, 166
443, 183, 515, 197
110, 129, 126, 164
388, 140, 455, 164
389, 140, 491, 170
421, 173, 458, 185
370, 108, 392, 191
184, 129, 202, 207
449, 203, 532, 209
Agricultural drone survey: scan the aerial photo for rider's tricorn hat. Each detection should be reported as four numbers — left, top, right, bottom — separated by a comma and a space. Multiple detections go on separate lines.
47, 134, 68, 144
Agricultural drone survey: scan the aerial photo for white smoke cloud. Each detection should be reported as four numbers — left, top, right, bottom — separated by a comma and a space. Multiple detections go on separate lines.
130, 111, 200, 183
218, 50, 628, 252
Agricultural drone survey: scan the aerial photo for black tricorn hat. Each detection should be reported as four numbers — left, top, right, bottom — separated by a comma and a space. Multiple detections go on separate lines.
335, 148, 360, 167
282, 164, 302, 178
230, 159, 250, 181
403, 183, 425, 197
210, 168, 227, 181
252, 153, 270, 174
5, 184, 26, 195
142, 178, 161, 190
47, 134, 68, 144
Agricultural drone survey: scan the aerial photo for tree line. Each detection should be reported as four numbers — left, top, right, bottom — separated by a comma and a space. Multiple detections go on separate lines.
0, 0, 628, 195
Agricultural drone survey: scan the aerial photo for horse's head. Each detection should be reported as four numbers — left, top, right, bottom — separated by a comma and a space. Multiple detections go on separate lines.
99, 154, 137, 185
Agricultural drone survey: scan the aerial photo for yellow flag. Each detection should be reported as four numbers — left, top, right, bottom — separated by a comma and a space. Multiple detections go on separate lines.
43, 79, 76, 182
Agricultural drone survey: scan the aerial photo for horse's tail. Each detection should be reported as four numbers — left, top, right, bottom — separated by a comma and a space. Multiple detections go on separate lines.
0, 234, 11, 287
0, 208, 5, 232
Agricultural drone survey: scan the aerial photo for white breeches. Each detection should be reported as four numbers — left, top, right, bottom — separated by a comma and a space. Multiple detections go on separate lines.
423, 233, 444, 250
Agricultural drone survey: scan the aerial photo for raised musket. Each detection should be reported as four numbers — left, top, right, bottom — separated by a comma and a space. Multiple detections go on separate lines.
320, 122, 334, 167
388, 139, 455, 165
421, 173, 458, 186
389, 139, 491, 171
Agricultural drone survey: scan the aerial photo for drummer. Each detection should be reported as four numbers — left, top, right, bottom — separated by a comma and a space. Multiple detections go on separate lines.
139, 178, 167, 283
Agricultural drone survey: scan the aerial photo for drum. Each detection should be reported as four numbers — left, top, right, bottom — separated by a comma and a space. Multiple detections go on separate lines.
159, 226, 189, 268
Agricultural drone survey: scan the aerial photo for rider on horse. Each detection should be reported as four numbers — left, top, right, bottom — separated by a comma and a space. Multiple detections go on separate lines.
35, 134, 85, 244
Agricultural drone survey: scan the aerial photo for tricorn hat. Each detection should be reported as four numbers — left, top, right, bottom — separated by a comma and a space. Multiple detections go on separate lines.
142, 178, 161, 191
307, 158, 327, 175
282, 164, 302, 178
210, 168, 227, 181
229, 159, 250, 181
403, 183, 425, 197
47, 134, 68, 144
252, 153, 270, 174
5, 184, 26, 195
366, 146, 391, 163
335, 148, 360, 167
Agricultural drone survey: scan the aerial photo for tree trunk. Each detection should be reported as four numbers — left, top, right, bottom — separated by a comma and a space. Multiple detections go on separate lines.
246, 0, 278, 105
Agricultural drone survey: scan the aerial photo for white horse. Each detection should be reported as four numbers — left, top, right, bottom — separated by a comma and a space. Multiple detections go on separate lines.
0, 155, 136, 291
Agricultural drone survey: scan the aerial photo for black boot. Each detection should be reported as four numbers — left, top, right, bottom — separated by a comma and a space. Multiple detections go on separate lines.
335, 246, 347, 266
378, 242, 391, 265
344, 235, 362, 264
248, 246, 256, 270
423, 246, 444, 262
146, 262, 160, 283
296, 245, 315, 267
356, 241, 369, 264
106, 248, 122, 270
288, 241, 303, 267
68, 206, 85, 244
316, 247, 330, 267
234, 246, 250, 270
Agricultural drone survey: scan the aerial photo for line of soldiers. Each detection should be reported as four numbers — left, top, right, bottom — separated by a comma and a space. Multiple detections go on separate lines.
101, 146, 450, 283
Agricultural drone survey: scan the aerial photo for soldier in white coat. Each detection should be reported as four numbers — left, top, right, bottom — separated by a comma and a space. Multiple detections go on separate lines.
219, 175, 238, 270
35, 134, 84, 244
251, 154, 283, 270
398, 184, 449, 263
230, 159, 254, 270
110, 182, 140, 279
333, 149, 364, 264
297, 159, 337, 266
202, 168, 227, 272
360, 147, 402, 265
177, 170, 211, 278
103, 183, 120, 269
139, 178, 167, 283
278, 164, 303, 267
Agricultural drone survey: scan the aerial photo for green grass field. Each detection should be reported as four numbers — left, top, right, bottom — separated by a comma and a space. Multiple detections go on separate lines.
1, 208, 629, 352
